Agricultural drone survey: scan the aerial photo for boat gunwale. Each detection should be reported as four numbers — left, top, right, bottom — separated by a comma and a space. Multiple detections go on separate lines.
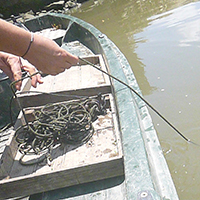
21, 13, 179, 199
53, 12, 178, 199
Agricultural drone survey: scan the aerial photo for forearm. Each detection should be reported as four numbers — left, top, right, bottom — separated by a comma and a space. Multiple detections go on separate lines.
0, 19, 79, 75
0, 19, 31, 57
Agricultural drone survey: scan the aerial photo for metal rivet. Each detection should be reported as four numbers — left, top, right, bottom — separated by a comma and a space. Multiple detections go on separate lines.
99, 34, 104, 38
140, 191, 148, 198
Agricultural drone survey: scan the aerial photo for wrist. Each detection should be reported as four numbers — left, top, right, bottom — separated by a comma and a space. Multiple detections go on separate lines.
21, 32, 34, 58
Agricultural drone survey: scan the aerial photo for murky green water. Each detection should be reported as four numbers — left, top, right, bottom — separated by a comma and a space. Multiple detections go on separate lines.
71, 0, 200, 199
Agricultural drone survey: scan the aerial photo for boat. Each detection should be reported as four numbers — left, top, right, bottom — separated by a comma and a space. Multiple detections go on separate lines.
0, 13, 179, 200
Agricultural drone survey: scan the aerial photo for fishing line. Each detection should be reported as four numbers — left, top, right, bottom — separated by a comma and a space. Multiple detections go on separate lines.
78, 57, 199, 147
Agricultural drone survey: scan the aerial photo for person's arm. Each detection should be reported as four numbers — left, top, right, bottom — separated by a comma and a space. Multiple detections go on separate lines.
0, 19, 32, 57
0, 19, 79, 75
0, 51, 43, 90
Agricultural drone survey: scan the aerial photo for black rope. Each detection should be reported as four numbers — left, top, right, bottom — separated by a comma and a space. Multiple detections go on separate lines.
78, 57, 200, 147
7, 71, 107, 165
15, 94, 107, 165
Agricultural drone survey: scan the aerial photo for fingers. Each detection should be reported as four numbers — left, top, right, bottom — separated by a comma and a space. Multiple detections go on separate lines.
7, 56, 23, 90
0, 52, 44, 90
0, 52, 22, 90
30, 74, 43, 88
21, 61, 43, 88
47, 62, 74, 75
47, 53, 78, 74
65, 62, 74, 70
64, 52, 79, 66
13, 70, 22, 90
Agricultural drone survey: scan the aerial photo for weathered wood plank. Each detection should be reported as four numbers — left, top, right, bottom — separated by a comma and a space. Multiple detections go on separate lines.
0, 128, 18, 179
17, 55, 111, 108
18, 85, 111, 108
0, 94, 124, 200
35, 175, 126, 200
29, 55, 108, 92
0, 158, 124, 200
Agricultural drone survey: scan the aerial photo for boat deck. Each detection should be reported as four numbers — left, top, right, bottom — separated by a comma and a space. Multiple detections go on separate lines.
0, 14, 179, 199
0, 41, 124, 200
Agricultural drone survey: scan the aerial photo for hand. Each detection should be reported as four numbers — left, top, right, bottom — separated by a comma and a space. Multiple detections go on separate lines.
0, 19, 79, 76
0, 51, 43, 90
20, 58, 43, 88
24, 34, 79, 75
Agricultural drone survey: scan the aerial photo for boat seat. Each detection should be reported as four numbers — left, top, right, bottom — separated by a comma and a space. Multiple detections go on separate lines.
61, 41, 94, 57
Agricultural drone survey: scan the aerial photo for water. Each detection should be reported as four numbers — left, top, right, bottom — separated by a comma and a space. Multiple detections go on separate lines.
71, 0, 200, 199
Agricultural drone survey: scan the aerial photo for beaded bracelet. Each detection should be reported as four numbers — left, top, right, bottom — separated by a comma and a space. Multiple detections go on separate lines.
22, 32, 34, 58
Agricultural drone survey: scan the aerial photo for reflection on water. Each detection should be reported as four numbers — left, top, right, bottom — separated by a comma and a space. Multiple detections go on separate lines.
134, 3, 200, 199
147, 3, 200, 47
72, 0, 200, 199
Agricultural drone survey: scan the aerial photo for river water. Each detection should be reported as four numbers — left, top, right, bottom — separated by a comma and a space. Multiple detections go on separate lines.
71, 0, 200, 199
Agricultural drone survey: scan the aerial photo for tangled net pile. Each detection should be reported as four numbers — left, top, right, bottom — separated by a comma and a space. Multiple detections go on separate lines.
15, 94, 107, 165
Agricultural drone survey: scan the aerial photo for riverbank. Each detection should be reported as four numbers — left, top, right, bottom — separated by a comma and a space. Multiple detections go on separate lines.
0, 0, 88, 19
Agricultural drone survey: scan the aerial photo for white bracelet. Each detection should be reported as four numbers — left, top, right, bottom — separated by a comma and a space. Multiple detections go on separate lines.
22, 32, 34, 58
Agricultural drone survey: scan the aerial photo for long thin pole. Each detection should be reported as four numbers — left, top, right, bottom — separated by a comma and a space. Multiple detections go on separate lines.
79, 57, 199, 146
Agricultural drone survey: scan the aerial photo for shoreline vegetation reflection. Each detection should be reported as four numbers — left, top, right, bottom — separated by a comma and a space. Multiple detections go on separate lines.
73, 0, 199, 95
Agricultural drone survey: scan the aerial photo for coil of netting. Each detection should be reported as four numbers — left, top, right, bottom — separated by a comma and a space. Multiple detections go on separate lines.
15, 93, 107, 165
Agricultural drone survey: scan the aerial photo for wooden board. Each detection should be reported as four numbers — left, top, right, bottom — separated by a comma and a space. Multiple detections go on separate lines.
0, 55, 124, 200
0, 95, 123, 200
0, 128, 17, 179
18, 55, 111, 108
